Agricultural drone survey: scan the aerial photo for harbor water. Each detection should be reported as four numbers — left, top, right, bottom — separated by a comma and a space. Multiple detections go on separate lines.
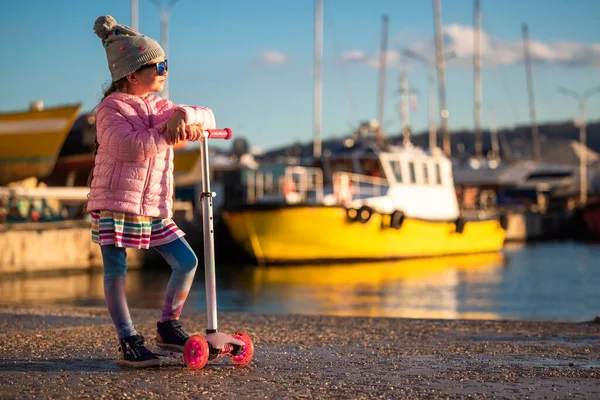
1, 241, 599, 323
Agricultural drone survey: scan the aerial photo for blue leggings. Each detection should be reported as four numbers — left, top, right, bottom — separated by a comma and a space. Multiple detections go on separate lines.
101, 237, 198, 339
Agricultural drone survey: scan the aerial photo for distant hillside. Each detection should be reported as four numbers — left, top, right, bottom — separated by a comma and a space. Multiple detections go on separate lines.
259, 120, 600, 164
410, 120, 600, 162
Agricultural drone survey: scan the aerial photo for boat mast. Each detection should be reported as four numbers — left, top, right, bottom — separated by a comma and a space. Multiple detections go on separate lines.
433, 0, 450, 156
473, 0, 483, 159
313, 0, 323, 158
376, 14, 389, 146
522, 24, 541, 162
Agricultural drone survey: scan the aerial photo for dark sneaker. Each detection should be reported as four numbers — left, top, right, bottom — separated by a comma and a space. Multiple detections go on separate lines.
118, 334, 162, 368
156, 320, 190, 352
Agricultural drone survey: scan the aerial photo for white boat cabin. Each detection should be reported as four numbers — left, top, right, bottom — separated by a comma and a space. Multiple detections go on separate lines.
321, 144, 460, 221
244, 143, 461, 221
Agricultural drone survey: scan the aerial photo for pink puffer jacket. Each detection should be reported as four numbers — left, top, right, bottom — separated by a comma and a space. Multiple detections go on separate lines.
86, 92, 216, 218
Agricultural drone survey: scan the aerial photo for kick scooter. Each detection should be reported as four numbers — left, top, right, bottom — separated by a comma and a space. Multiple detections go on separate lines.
171, 128, 254, 369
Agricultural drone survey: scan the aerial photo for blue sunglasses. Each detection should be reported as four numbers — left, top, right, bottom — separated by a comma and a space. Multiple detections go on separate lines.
138, 60, 168, 76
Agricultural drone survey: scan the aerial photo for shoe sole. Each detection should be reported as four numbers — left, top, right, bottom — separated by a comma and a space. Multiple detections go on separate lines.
117, 358, 162, 368
156, 342, 185, 352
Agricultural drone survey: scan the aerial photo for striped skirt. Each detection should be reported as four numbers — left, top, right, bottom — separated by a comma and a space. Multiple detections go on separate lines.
90, 210, 185, 249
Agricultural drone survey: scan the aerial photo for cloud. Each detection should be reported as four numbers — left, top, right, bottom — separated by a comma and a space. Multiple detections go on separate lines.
340, 24, 600, 69
340, 50, 367, 63
339, 49, 402, 70
444, 24, 600, 68
259, 50, 290, 66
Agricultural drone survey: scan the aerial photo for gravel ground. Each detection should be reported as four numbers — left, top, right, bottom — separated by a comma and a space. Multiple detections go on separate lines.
0, 305, 599, 399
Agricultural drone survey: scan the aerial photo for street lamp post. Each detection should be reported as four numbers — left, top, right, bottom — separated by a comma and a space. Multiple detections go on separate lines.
150, 0, 179, 100
557, 85, 600, 205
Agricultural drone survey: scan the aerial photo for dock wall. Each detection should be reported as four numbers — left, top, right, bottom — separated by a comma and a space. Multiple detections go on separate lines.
0, 220, 144, 275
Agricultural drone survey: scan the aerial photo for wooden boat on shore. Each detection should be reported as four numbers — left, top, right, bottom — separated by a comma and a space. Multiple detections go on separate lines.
0, 102, 81, 186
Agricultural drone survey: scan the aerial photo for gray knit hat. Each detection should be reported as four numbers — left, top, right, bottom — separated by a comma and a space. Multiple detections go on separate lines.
93, 15, 165, 82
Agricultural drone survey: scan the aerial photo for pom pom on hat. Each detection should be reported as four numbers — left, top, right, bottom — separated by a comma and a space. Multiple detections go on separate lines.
93, 15, 117, 40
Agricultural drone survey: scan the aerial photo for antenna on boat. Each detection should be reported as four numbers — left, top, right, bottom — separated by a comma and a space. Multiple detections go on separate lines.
313, 0, 323, 158
399, 61, 415, 146
149, 0, 179, 100
473, 0, 483, 159
376, 14, 389, 147
433, 0, 450, 157
402, 49, 439, 151
522, 24, 541, 162
489, 111, 500, 162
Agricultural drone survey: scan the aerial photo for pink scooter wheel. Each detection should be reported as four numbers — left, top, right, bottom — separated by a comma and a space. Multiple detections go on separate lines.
230, 331, 254, 366
184, 335, 209, 370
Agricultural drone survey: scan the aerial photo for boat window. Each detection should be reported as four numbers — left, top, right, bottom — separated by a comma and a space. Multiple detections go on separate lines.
434, 163, 442, 184
526, 171, 572, 180
359, 158, 383, 178
408, 162, 416, 184
330, 159, 352, 173
390, 160, 403, 183
422, 163, 429, 184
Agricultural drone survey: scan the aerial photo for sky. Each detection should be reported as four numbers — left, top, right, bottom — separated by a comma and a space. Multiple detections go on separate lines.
1, 0, 600, 152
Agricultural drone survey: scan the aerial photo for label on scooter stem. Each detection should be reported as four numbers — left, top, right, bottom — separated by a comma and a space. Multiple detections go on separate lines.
200, 192, 216, 198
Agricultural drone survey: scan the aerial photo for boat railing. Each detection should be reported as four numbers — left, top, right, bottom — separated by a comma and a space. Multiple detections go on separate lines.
0, 186, 90, 223
331, 171, 389, 202
245, 166, 324, 204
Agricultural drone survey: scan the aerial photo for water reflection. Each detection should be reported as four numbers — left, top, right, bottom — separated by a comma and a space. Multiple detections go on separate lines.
0, 270, 139, 305
244, 253, 505, 320
0, 253, 506, 321
2, 243, 599, 322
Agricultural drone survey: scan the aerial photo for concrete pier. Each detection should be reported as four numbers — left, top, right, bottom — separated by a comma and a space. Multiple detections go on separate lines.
0, 305, 598, 398
504, 210, 575, 241
0, 220, 144, 275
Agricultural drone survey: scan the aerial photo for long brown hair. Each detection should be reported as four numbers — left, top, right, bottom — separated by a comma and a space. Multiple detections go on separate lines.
83, 78, 128, 213
87, 78, 127, 185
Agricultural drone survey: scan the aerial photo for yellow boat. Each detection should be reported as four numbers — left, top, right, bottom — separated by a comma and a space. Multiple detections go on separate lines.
222, 143, 506, 264
0, 102, 81, 185
173, 144, 200, 174
224, 205, 505, 263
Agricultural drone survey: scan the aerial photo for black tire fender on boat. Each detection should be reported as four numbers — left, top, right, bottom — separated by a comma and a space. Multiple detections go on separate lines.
390, 210, 405, 229
356, 206, 373, 223
499, 212, 509, 230
346, 208, 359, 222
455, 217, 466, 234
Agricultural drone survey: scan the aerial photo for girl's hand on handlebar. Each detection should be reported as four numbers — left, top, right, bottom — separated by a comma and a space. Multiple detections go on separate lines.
165, 111, 186, 145
187, 125, 203, 142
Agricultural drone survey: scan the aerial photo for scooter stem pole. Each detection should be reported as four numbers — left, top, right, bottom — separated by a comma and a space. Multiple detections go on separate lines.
199, 132, 218, 331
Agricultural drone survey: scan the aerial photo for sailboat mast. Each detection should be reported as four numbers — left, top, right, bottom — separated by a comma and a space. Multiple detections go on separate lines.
522, 24, 541, 162
473, 0, 483, 159
376, 14, 389, 146
433, 0, 450, 156
313, 0, 323, 158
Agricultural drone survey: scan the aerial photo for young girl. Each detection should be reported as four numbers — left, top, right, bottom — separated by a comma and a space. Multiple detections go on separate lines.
89, 15, 216, 368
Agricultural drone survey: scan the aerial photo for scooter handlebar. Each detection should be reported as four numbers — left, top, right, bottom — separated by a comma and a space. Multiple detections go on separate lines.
206, 128, 233, 140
